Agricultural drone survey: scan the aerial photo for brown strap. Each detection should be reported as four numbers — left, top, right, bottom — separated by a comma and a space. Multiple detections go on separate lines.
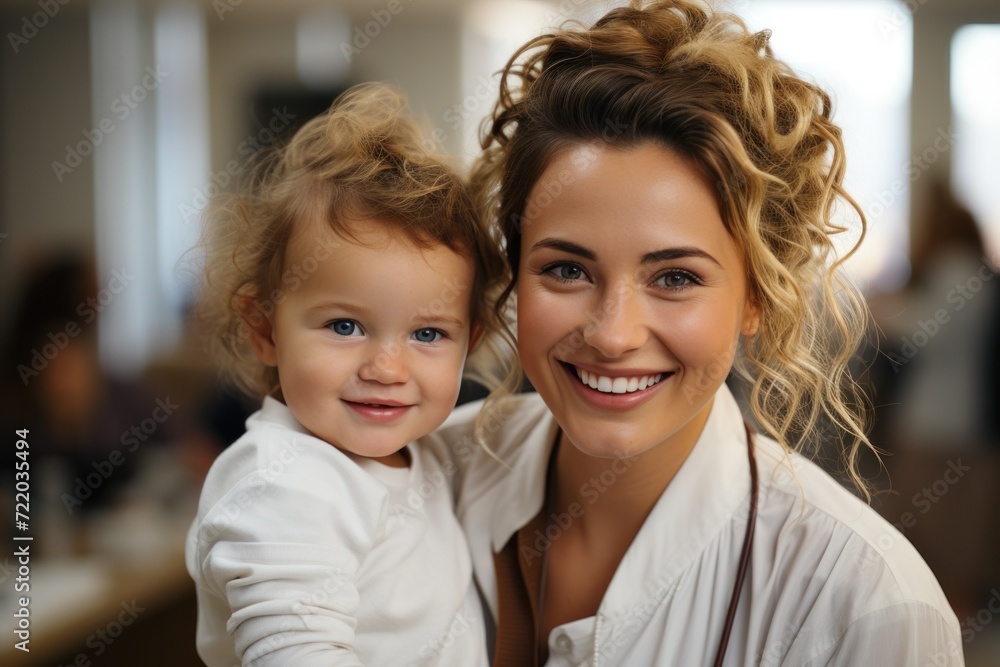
712, 422, 759, 667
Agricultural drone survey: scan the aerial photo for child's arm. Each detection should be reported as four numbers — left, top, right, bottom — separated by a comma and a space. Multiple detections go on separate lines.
191, 448, 387, 666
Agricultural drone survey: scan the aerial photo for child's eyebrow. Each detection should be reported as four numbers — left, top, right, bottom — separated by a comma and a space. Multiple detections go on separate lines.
411, 314, 467, 330
305, 300, 364, 314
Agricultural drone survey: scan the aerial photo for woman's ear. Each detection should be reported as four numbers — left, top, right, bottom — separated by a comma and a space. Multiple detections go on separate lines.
244, 301, 279, 367
741, 302, 760, 337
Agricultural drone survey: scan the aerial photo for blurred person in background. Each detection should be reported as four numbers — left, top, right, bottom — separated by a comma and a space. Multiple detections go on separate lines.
0, 253, 185, 550
868, 181, 1000, 621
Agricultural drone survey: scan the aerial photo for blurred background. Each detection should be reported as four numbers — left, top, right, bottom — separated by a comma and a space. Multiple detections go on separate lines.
0, 0, 997, 664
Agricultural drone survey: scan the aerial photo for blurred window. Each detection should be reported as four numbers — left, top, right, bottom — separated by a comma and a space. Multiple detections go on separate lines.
736, 0, 913, 289
155, 2, 209, 316
951, 24, 1000, 260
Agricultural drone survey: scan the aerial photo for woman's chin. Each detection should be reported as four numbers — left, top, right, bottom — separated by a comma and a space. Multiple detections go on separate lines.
559, 424, 652, 461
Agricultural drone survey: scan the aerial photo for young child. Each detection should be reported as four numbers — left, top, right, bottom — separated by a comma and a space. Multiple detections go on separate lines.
186, 82, 506, 666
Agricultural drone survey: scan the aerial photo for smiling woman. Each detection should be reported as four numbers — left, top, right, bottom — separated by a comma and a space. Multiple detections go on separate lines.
421, 1, 967, 665
517, 143, 757, 464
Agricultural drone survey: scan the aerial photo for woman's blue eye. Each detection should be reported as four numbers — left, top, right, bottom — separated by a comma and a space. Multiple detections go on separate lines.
413, 328, 444, 343
547, 263, 585, 281
329, 319, 361, 336
656, 271, 697, 289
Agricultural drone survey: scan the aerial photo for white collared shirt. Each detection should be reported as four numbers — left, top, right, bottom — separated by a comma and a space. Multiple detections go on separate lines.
423, 385, 964, 666
187, 397, 488, 667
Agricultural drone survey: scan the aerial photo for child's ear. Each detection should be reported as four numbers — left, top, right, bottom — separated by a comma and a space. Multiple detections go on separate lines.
468, 323, 485, 352
244, 301, 279, 367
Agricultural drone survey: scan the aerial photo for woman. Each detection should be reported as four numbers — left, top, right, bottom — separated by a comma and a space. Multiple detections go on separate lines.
423, 1, 963, 665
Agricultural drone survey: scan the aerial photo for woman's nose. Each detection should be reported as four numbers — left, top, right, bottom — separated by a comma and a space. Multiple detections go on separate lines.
580, 282, 649, 358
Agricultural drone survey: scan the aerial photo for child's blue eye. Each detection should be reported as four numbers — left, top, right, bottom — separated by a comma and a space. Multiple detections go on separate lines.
329, 319, 362, 337
412, 328, 444, 343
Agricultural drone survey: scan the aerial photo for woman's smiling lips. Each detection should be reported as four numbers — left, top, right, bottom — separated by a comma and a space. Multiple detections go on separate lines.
559, 361, 674, 411
342, 398, 413, 423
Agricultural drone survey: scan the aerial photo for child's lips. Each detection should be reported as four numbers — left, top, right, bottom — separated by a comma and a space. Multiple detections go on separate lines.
342, 399, 413, 423
343, 398, 411, 408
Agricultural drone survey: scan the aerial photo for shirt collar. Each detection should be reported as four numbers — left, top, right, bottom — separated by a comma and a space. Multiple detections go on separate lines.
487, 384, 752, 616
489, 396, 561, 552
250, 395, 311, 435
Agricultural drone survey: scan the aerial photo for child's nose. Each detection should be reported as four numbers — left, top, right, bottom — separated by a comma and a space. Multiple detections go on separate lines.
358, 343, 410, 384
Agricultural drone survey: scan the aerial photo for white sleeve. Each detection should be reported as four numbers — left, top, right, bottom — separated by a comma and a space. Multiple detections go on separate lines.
817, 601, 965, 667
194, 463, 387, 666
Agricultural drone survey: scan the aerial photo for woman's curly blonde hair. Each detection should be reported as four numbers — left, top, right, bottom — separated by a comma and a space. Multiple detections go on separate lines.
198, 82, 511, 400
471, 0, 877, 498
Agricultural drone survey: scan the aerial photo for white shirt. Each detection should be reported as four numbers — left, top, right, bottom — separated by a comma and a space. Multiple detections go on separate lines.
423, 385, 964, 666
186, 397, 488, 667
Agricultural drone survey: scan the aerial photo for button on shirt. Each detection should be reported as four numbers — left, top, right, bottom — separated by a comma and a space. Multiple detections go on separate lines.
422, 385, 965, 666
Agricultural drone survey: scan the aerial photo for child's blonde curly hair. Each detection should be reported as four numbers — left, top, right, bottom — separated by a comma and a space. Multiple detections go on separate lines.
471, 0, 877, 498
198, 82, 511, 400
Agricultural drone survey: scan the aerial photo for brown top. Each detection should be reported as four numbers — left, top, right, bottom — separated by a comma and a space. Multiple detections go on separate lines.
492, 507, 549, 666
492, 437, 560, 667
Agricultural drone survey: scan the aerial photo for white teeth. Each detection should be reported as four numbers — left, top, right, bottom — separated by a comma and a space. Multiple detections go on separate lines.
573, 367, 666, 394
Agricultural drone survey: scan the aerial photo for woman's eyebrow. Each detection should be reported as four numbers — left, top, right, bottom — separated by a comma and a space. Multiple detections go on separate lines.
643, 247, 722, 267
530, 238, 722, 268
528, 238, 596, 260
